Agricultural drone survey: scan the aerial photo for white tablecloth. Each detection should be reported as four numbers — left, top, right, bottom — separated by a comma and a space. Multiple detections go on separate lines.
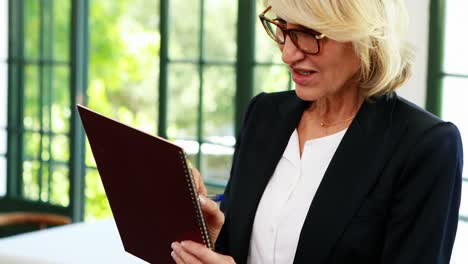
0, 219, 147, 264
0, 218, 466, 263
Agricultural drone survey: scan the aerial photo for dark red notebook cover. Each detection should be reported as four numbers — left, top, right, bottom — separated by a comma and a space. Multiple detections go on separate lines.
77, 105, 211, 263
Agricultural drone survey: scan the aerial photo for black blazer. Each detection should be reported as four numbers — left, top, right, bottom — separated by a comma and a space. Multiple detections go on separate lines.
215, 91, 463, 264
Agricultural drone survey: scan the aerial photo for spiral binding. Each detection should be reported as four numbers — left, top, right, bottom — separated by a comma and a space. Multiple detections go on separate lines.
179, 150, 213, 249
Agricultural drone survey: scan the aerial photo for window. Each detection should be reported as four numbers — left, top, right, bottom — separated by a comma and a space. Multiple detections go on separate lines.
83, 0, 290, 219
427, 0, 468, 262
3, 0, 289, 220
0, 0, 8, 197
4, 0, 86, 220
20, 0, 72, 205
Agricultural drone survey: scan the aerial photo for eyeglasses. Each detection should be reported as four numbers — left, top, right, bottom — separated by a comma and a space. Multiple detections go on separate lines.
258, 6, 326, 55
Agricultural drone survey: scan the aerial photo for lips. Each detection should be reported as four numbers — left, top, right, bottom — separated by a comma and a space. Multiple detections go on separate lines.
291, 67, 318, 85
296, 69, 314, 76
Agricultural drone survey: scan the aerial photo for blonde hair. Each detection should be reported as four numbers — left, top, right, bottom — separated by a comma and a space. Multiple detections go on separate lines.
263, 0, 414, 97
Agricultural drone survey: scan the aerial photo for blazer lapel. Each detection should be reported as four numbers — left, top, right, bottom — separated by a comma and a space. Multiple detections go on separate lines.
293, 94, 401, 264
229, 93, 309, 261
259, 95, 311, 194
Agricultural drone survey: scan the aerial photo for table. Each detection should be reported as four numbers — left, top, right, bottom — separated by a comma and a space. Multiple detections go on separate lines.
0, 219, 147, 264
0, 217, 466, 263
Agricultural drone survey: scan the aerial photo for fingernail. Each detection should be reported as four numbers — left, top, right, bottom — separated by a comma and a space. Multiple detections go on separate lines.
199, 195, 206, 205
171, 251, 176, 259
171, 242, 177, 250
180, 241, 186, 247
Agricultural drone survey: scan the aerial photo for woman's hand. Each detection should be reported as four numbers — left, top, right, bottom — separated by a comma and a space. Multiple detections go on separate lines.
191, 167, 208, 196
171, 241, 235, 264
191, 168, 225, 244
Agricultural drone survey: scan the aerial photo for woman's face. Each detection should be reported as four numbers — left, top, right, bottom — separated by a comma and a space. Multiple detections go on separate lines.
279, 23, 361, 101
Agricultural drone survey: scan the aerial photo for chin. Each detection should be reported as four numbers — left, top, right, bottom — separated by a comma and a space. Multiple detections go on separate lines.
294, 85, 325, 102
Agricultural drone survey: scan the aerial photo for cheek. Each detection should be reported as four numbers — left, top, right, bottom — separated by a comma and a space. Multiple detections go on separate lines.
322, 47, 361, 86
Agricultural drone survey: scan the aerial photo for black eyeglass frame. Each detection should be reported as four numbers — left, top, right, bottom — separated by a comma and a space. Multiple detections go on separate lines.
258, 6, 326, 55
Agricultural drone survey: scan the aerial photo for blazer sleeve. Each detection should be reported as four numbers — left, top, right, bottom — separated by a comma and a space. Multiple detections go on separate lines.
215, 92, 265, 254
381, 122, 463, 264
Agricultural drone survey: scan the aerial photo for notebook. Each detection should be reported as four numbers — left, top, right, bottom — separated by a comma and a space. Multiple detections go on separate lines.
77, 105, 211, 264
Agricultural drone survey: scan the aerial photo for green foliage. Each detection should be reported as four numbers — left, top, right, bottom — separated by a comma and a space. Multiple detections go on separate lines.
85, 0, 161, 220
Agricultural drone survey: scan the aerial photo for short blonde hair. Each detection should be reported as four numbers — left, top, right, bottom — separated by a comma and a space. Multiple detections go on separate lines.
264, 0, 414, 97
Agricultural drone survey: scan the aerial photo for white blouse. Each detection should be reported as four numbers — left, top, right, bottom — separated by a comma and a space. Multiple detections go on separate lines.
247, 128, 346, 264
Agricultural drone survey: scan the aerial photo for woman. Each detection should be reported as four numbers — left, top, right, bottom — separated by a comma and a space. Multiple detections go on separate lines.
171, 0, 463, 263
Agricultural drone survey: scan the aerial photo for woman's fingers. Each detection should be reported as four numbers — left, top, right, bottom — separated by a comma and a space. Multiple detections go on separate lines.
199, 196, 224, 227
191, 167, 208, 196
171, 242, 201, 264
190, 167, 224, 243
171, 249, 185, 264
199, 195, 224, 243
171, 241, 236, 264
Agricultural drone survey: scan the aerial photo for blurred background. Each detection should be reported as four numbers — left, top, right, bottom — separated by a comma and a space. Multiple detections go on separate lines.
0, 0, 466, 262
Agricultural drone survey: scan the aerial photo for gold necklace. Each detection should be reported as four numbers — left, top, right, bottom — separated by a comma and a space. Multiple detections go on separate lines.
319, 115, 356, 127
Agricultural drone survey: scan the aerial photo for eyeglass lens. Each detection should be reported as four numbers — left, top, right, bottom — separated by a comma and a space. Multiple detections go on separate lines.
262, 19, 319, 54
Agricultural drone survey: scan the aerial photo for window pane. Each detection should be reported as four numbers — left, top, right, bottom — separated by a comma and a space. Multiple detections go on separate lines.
23, 132, 41, 160
0, 66, 5, 199
85, 139, 96, 168
38, 162, 50, 201
167, 64, 199, 140
173, 139, 198, 169
460, 180, 468, 218
0, 61, 5, 198
441, 76, 468, 179
85, 168, 112, 220
0, 130, 5, 154
40, 135, 50, 162
202, 66, 235, 139
0, 64, 7, 128
0, 0, 7, 60
443, 1, 468, 75
201, 144, 233, 186
254, 65, 291, 95
0, 129, 4, 196
202, 66, 235, 185
51, 135, 69, 162
52, 66, 70, 133
203, 0, 237, 62
23, 160, 40, 200
255, 5, 283, 64
38, 0, 54, 62
0, 158, 5, 197
24, 0, 40, 60
452, 220, 468, 263
50, 165, 69, 206
54, 0, 71, 61
24, 65, 40, 130
170, 0, 200, 60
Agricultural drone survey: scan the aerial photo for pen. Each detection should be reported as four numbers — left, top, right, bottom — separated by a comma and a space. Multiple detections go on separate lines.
207, 194, 224, 202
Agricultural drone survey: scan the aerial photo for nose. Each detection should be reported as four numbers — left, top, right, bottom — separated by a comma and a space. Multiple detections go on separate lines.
281, 35, 305, 65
